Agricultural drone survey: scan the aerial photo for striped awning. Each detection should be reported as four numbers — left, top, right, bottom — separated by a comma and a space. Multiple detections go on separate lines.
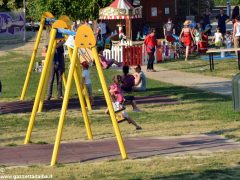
99, 14, 142, 20
99, 0, 142, 20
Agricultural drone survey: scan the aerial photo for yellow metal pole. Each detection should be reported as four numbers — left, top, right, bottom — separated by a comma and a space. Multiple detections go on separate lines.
24, 29, 57, 144
51, 46, 78, 166
68, 47, 93, 140
38, 40, 57, 113
91, 46, 127, 160
20, 17, 46, 100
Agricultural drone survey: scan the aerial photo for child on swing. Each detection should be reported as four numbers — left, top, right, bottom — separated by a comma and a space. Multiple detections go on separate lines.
105, 75, 142, 130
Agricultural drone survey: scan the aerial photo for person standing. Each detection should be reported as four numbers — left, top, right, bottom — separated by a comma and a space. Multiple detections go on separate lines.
201, 9, 211, 31
233, 16, 240, 58
81, 61, 94, 106
163, 18, 175, 42
179, 20, 195, 61
212, 27, 223, 47
97, 19, 107, 40
232, 6, 239, 25
47, 40, 65, 100
216, 8, 229, 35
144, 28, 157, 72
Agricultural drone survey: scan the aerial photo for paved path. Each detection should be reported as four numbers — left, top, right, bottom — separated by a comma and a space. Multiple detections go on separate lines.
0, 135, 239, 166
142, 66, 232, 96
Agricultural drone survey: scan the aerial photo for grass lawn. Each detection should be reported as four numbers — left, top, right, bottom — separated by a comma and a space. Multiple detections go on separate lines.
156, 54, 240, 79
1, 52, 240, 179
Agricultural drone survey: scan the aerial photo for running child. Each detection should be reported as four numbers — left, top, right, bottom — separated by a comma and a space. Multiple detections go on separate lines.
105, 75, 142, 130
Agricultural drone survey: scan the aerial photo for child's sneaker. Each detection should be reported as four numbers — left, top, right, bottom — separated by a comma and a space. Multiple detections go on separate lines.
136, 126, 142, 130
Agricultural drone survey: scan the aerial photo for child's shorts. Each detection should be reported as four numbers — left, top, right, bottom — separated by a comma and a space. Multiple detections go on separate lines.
112, 102, 129, 118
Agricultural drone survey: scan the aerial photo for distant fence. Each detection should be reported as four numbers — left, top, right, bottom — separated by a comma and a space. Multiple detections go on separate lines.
103, 45, 145, 66
103, 46, 123, 63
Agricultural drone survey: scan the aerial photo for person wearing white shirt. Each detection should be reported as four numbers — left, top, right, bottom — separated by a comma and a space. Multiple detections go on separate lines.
97, 19, 107, 39
212, 27, 223, 47
233, 16, 240, 57
81, 61, 94, 105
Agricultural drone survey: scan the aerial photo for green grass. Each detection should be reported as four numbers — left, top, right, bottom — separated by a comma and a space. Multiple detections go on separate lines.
1, 52, 240, 179
157, 55, 240, 79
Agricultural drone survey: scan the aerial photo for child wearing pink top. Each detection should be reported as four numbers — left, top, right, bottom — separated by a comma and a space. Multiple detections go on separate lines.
106, 75, 142, 130
98, 47, 122, 69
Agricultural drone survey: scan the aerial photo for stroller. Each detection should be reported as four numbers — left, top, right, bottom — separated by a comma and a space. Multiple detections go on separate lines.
167, 34, 186, 59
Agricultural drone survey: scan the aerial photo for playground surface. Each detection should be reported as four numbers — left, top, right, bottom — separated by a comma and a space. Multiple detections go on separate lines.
0, 95, 179, 114
1, 134, 240, 166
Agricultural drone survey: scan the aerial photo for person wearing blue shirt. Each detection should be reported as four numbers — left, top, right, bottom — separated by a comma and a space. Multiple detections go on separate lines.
216, 9, 229, 35
47, 40, 65, 100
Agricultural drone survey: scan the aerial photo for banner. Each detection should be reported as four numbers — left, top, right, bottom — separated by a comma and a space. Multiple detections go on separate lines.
0, 11, 24, 35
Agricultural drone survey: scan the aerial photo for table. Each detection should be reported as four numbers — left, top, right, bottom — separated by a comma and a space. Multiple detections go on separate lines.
206, 48, 240, 71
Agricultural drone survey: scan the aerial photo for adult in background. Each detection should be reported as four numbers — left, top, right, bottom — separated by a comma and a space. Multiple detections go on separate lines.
200, 9, 211, 32
121, 65, 135, 92
47, 40, 65, 100
97, 19, 107, 40
232, 16, 240, 58
232, 6, 239, 25
179, 20, 195, 61
144, 28, 157, 72
216, 8, 229, 35
132, 65, 146, 92
121, 65, 141, 112
163, 18, 175, 42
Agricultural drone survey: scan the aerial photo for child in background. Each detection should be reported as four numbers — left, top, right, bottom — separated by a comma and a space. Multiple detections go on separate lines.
81, 61, 94, 106
193, 25, 201, 52
98, 47, 122, 69
225, 31, 233, 48
225, 31, 233, 56
105, 75, 142, 130
212, 27, 223, 48
162, 41, 169, 60
168, 43, 175, 59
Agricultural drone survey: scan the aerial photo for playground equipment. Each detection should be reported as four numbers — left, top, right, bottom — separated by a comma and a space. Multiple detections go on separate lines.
20, 12, 54, 100
24, 20, 128, 166
20, 12, 72, 101
20, 12, 91, 112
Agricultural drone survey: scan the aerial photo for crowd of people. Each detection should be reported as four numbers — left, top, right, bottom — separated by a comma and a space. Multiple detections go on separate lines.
42, 6, 240, 130
143, 6, 240, 70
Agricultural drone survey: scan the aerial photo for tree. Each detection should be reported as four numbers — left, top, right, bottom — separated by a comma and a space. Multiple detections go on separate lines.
0, 0, 22, 11
26, 0, 113, 21
214, 0, 240, 6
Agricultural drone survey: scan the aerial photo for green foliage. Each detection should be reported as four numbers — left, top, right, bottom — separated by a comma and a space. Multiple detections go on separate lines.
0, 0, 23, 11
214, 0, 240, 6
26, 0, 113, 21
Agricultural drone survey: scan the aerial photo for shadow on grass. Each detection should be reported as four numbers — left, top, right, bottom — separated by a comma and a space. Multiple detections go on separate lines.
144, 85, 230, 103
206, 128, 240, 136
151, 166, 240, 179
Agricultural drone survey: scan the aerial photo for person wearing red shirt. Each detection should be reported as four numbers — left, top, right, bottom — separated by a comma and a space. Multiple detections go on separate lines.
144, 29, 157, 72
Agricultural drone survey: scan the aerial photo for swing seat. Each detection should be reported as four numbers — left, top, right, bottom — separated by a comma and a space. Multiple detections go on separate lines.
106, 107, 127, 123
115, 108, 127, 123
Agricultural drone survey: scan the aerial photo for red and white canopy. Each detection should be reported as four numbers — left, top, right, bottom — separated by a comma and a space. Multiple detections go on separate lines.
99, 0, 142, 20
110, 0, 133, 9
